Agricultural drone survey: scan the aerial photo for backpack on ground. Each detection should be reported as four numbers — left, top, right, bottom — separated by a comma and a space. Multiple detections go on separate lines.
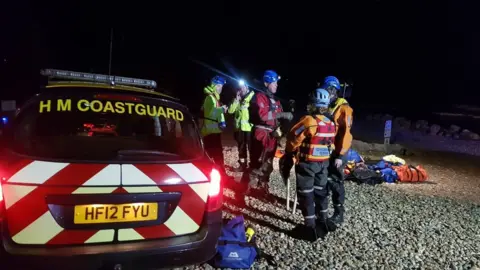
212, 215, 257, 269
349, 163, 384, 185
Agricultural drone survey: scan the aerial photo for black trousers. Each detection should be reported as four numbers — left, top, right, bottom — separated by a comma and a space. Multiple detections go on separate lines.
327, 154, 348, 205
203, 133, 225, 170
234, 130, 251, 163
295, 161, 329, 227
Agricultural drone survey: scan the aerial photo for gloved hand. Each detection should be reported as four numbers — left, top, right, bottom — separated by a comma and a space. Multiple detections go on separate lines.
218, 121, 227, 130
276, 112, 294, 121
334, 158, 343, 168
271, 126, 283, 138
279, 153, 294, 179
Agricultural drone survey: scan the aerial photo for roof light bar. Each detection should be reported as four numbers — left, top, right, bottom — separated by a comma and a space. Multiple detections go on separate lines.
41, 69, 157, 89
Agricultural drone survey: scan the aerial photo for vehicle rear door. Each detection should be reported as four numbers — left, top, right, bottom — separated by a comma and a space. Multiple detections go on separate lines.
0, 89, 212, 246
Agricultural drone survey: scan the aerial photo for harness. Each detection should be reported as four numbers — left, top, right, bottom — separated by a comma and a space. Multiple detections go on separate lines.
266, 91, 280, 113
254, 92, 281, 131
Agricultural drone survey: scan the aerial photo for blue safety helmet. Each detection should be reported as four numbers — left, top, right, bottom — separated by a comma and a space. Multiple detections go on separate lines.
211, 75, 226, 85
263, 70, 280, 84
321, 75, 341, 90
312, 88, 330, 108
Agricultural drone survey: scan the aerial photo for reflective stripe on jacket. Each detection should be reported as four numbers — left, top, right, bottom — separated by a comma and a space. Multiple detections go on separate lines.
286, 114, 336, 163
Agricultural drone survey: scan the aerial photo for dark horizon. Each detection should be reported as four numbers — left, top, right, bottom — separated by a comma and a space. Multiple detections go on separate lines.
3, 1, 480, 111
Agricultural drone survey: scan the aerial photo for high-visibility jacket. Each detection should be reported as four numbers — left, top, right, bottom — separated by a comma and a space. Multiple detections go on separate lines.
328, 98, 353, 157
249, 91, 283, 129
286, 114, 336, 163
200, 85, 225, 137
227, 91, 254, 132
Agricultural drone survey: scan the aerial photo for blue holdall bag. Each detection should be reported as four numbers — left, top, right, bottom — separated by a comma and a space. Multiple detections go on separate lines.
212, 215, 257, 269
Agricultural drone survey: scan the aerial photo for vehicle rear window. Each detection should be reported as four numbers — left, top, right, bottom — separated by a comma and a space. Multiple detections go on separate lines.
10, 90, 203, 161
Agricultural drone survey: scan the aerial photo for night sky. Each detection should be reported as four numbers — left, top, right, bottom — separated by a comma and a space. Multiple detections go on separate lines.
2, 1, 479, 116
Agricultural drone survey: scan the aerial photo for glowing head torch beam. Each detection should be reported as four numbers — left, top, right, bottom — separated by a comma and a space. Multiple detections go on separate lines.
40, 69, 157, 89
238, 79, 246, 86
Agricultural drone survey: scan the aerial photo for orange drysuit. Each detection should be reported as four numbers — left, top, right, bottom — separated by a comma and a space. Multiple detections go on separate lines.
328, 98, 353, 157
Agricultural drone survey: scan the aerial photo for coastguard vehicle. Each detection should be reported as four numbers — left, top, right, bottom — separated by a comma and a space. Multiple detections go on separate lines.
0, 69, 223, 270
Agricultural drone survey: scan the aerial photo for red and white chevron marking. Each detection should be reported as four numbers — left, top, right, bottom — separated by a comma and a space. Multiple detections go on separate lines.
1, 160, 210, 245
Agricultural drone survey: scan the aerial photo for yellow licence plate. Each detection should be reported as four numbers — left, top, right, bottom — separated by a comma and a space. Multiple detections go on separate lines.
74, 203, 158, 224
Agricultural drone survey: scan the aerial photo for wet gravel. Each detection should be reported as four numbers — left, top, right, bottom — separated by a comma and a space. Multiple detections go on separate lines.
175, 147, 480, 270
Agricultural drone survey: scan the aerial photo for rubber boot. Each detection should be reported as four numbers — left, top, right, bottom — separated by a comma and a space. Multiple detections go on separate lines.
289, 224, 318, 242
329, 204, 345, 226
294, 217, 319, 242
233, 192, 247, 208
246, 169, 261, 196
315, 211, 331, 238
231, 161, 247, 173
256, 181, 272, 202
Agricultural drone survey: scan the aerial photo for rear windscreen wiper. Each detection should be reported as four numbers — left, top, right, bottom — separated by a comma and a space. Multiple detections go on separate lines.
117, 150, 179, 156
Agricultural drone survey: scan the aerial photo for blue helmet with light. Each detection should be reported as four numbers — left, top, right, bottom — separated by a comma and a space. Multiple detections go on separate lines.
263, 70, 280, 84
211, 75, 226, 85
321, 75, 341, 90
312, 88, 330, 108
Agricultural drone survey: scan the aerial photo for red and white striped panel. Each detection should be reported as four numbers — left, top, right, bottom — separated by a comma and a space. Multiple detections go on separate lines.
119, 164, 209, 241
1, 160, 210, 245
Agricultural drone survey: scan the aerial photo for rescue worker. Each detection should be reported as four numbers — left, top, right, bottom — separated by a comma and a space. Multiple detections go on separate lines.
227, 79, 254, 172
248, 70, 293, 195
322, 75, 354, 227
201, 75, 230, 179
280, 88, 335, 241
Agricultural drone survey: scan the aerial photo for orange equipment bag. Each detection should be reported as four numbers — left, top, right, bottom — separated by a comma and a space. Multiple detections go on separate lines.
393, 165, 428, 182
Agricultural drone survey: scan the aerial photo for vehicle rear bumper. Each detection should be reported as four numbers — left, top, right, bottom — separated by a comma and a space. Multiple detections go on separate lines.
0, 211, 222, 270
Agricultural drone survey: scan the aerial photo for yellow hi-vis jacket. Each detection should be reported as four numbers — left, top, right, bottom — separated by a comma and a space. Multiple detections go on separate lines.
200, 85, 225, 137
227, 91, 254, 132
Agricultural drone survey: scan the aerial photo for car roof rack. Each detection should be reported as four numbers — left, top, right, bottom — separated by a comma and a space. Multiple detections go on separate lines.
40, 69, 157, 89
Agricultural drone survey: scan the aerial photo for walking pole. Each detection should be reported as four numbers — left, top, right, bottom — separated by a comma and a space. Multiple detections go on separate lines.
292, 192, 298, 214
285, 176, 290, 210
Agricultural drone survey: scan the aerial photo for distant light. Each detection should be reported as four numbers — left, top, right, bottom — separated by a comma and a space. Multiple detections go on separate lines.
2, 117, 8, 124
238, 79, 245, 86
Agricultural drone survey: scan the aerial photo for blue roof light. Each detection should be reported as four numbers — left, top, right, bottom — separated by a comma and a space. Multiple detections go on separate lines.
41, 69, 157, 89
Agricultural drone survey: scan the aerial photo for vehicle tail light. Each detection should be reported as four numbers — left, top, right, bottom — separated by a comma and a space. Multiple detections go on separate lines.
0, 180, 3, 202
208, 169, 221, 196
0, 177, 5, 219
206, 168, 222, 212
